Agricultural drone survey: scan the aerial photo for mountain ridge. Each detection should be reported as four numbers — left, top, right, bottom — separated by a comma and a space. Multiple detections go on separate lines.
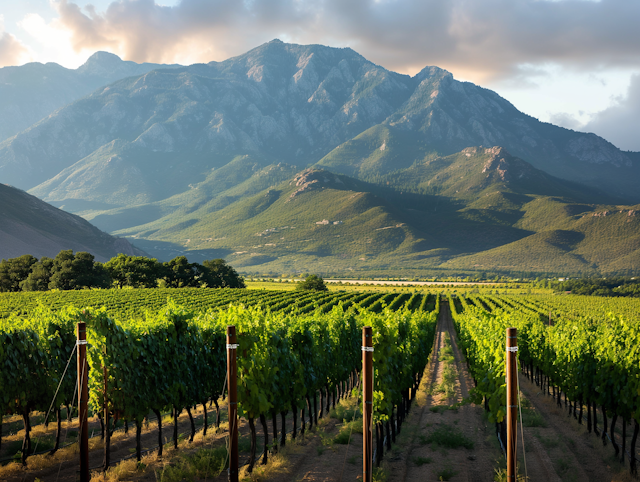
0, 183, 146, 262
104, 147, 639, 276
1, 40, 636, 199
0, 52, 181, 145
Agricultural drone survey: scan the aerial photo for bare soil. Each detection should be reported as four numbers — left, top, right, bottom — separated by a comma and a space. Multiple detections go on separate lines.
516, 375, 635, 482
384, 298, 501, 482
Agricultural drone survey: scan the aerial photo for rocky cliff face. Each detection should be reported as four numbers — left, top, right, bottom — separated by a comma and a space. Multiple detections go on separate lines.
288, 168, 349, 199
0, 52, 179, 144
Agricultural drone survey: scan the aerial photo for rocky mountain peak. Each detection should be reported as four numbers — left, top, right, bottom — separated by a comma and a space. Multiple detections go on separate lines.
481, 146, 532, 182
413, 65, 452, 83
77, 51, 124, 76
289, 168, 345, 199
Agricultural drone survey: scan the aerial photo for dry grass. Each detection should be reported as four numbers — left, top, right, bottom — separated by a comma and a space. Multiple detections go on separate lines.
0, 404, 228, 481
238, 439, 305, 481
90, 454, 158, 482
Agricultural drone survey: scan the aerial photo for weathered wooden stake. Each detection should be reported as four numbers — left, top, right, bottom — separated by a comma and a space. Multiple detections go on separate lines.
227, 326, 238, 482
77, 322, 89, 482
506, 327, 518, 481
103, 364, 110, 471
363, 326, 373, 482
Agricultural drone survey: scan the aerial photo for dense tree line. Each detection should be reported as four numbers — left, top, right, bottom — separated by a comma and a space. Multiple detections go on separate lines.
550, 277, 640, 297
0, 251, 245, 292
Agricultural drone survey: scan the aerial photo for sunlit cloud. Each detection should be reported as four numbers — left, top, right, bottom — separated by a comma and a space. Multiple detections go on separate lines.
0, 15, 33, 67
17, 12, 94, 67
27, 0, 638, 86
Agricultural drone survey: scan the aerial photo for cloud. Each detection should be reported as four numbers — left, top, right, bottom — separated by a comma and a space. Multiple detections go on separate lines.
44, 0, 640, 82
0, 16, 32, 67
548, 112, 583, 131
582, 74, 640, 151
53, 0, 290, 65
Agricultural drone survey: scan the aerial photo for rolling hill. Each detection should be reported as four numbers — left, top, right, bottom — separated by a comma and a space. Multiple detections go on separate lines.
107, 148, 640, 276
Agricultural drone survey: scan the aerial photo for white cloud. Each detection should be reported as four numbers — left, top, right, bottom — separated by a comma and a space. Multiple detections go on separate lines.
548, 112, 583, 131
582, 74, 640, 151
29, 0, 639, 81
0, 15, 33, 67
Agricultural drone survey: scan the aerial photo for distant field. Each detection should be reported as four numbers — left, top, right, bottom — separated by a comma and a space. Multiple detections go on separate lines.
245, 279, 551, 295
0, 287, 438, 321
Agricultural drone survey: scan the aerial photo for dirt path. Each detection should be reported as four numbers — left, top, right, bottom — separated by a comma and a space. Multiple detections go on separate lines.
385, 298, 500, 482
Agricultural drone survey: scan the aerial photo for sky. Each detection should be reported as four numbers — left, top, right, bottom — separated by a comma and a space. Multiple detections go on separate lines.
1, 0, 639, 151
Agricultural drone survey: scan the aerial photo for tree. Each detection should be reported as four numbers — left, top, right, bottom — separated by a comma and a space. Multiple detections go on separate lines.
202, 259, 246, 288
21, 257, 54, 291
48, 250, 111, 290
0, 255, 38, 292
297, 274, 328, 292
104, 254, 161, 288
162, 256, 201, 288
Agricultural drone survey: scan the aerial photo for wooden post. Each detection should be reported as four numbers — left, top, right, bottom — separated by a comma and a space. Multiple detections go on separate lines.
77, 322, 89, 482
103, 364, 110, 471
227, 326, 238, 482
363, 326, 373, 482
506, 327, 518, 481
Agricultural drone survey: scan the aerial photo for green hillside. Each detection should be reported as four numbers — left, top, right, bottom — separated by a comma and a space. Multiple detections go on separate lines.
107, 147, 640, 276
76, 157, 298, 233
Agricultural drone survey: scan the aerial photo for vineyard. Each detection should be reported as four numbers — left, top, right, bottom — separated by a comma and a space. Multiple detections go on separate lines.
0, 287, 436, 479
1, 287, 639, 481
0, 287, 436, 321
450, 292, 640, 478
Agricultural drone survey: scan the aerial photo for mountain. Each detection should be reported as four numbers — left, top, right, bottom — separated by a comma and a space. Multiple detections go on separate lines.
1, 40, 639, 275
106, 149, 640, 276
0, 52, 180, 144
0, 40, 637, 204
0, 183, 146, 261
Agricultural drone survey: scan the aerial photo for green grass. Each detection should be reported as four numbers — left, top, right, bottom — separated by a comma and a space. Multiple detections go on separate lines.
520, 408, 546, 427
535, 433, 559, 449
420, 424, 474, 450
329, 400, 362, 423
154, 445, 228, 481
333, 429, 352, 444
429, 405, 457, 414
238, 435, 251, 453
433, 333, 457, 399
413, 456, 432, 466
436, 466, 458, 481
